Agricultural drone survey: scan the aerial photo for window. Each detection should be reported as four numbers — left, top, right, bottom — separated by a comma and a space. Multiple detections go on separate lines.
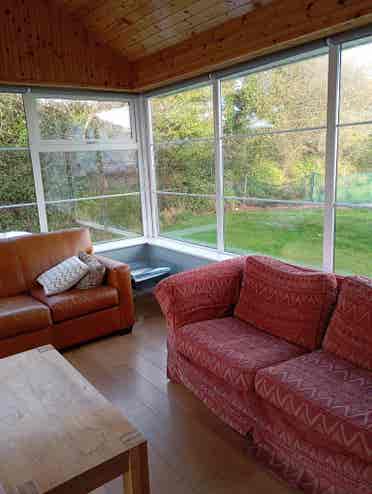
0, 93, 40, 235
1, 93, 143, 243
335, 40, 372, 276
222, 53, 329, 267
150, 86, 217, 248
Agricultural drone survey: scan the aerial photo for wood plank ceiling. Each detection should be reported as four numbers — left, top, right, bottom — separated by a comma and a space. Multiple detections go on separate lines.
3, 0, 372, 91
51, 0, 270, 61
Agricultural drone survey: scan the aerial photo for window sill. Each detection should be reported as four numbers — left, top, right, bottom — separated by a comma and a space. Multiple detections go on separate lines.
148, 237, 236, 262
93, 236, 147, 253
93, 235, 237, 263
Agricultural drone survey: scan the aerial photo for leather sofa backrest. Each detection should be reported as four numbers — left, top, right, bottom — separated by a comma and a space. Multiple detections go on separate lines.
14, 228, 93, 289
0, 240, 27, 297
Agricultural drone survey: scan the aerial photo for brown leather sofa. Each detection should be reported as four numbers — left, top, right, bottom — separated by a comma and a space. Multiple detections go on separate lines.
0, 228, 135, 358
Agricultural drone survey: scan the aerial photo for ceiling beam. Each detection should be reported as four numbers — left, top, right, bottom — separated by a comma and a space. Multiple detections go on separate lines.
0, 0, 133, 91
132, 0, 372, 91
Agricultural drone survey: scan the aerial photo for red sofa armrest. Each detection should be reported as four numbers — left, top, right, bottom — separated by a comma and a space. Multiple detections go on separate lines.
154, 257, 245, 332
95, 255, 135, 329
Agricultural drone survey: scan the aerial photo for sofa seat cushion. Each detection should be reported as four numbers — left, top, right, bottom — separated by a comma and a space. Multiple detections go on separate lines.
324, 276, 372, 371
31, 286, 119, 323
176, 317, 306, 392
255, 350, 372, 463
0, 295, 52, 338
234, 256, 338, 350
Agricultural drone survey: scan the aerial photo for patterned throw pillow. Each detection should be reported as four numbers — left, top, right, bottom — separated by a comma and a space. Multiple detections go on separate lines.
76, 252, 106, 290
37, 256, 89, 296
234, 255, 338, 350
323, 276, 372, 371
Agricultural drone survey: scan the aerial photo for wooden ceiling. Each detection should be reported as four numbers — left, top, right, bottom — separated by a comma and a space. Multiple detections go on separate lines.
50, 0, 272, 61
2, 0, 372, 92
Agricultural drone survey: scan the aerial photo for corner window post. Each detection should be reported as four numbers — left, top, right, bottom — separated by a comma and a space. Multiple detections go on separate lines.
23, 93, 48, 232
323, 42, 341, 272
213, 78, 224, 252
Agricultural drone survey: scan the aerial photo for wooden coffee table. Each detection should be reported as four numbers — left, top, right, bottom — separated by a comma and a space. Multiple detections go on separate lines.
0, 345, 150, 494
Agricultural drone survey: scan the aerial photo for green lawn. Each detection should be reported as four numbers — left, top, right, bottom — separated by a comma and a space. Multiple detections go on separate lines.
160, 207, 372, 276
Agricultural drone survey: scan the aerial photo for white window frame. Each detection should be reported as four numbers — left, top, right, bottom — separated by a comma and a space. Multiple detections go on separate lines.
21, 91, 147, 244
144, 33, 371, 273
147, 81, 219, 251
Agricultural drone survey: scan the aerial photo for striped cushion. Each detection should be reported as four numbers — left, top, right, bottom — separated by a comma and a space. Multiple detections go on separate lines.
76, 252, 106, 290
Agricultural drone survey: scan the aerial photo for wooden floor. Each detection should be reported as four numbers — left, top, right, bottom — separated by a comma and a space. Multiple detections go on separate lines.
65, 294, 299, 494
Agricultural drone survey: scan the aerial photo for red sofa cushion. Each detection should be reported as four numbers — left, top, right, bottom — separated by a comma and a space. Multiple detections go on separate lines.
234, 256, 338, 350
323, 276, 372, 371
255, 350, 372, 463
176, 317, 306, 393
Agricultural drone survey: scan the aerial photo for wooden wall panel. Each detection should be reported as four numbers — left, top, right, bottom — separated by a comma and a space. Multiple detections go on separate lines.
0, 0, 132, 91
133, 0, 372, 90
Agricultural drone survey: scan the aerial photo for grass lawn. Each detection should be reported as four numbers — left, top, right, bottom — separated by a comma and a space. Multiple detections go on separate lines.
160, 206, 372, 276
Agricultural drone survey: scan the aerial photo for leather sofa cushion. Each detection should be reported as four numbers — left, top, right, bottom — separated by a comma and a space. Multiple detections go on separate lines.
234, 255, 338, 350
176, 317, 305, 392
31, 285, 119, 323
0, 240, 27, 297
15, 228, 93, 290
255, 350, 372, 463
323, 276, 372, 371
0, 295, 52, 338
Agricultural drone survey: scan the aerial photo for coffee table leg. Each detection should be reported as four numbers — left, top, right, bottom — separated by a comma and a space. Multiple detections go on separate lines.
123, 443, 150, 494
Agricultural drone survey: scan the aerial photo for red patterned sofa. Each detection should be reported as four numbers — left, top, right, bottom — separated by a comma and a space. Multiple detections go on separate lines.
155, 255, 372, 494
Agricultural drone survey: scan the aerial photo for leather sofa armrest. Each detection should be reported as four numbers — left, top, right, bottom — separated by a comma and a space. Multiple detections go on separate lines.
154, 257, 245, 332
95, 255, 135, 329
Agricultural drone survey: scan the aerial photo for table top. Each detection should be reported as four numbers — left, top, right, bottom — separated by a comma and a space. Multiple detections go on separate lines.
0, 345, 145, 494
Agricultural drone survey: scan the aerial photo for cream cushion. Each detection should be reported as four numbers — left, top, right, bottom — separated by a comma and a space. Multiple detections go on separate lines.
37, 256, 89, 296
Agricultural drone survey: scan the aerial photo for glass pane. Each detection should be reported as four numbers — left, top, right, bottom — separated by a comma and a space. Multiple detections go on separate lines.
40, 150, 139, 201
337, 125, 372, 204
0, 205, 39, 234
37, 99, 132, 141
151, 86, 213, 142
222, 53, 328, 134
224, 131, 326, 201
224, 200, 323, 268
0, 151, 36, 205
340, 41, 372, 124
335, 207, 372, 277
0, 93, 28, 147
158, 194, 216, 248
155, 140, 215, 194
46, 195, 142, 244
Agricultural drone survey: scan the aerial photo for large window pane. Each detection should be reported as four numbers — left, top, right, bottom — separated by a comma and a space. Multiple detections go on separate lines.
0, 93, 29, 147
335, 207, 372, 276
340, 41, 372, 124
151, 86, 213, 142
40, 150, 139, 201
0, 150, 36, 205
155, 140, 215, 194
37, 99, 132, 141
224, 200, 323, 268
222, 54, 328, 135
0, 205, 39, 234
224, 131, 326, 201
46, 195, 142, 244
337, 125, 372, 204
158, 194, 216, 248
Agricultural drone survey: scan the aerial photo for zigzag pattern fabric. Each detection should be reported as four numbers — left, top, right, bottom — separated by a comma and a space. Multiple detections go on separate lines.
176, 317, 305, 392
255, 350, 372, 463
324, 276, 372, 371
156, 255, 372, 493
234, 255, 338, 350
